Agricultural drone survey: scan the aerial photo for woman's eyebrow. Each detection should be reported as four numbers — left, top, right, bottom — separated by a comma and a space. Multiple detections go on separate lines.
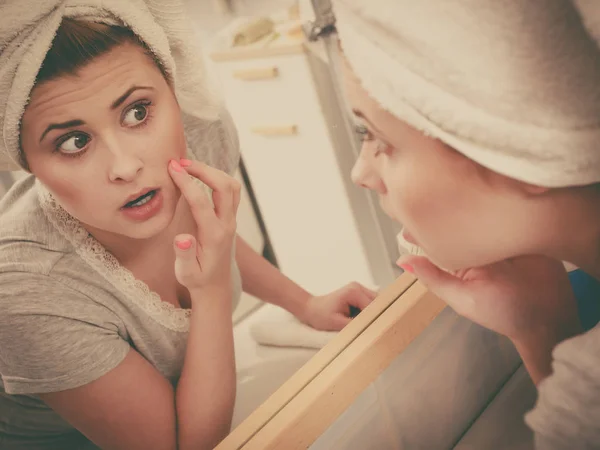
110, 85, 154, 110
352, 108, 385, 135
39, 85, 155, 143
39, 119, 85, 143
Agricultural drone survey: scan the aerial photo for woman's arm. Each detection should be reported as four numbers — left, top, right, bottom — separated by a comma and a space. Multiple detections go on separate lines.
235, 235, 377, 330
512, 320, 583, 385
235, 235, 311, 318
40, 252, 236, 449
41, 284, 236, 450
40, 281, 236, 450
397, 255, 583, 385
176, 285, 235, 449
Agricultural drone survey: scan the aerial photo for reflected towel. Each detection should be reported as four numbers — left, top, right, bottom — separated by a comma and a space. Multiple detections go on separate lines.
333, 0, 600, 187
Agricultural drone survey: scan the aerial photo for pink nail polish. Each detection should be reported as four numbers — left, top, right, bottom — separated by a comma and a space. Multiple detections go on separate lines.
398, 264, 414, 274
170, 160, 183, 172
180, 159, 192, 167
176, 239, 192, 250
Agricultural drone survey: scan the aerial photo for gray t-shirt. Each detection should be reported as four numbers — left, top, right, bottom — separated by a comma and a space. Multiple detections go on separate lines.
0, 175, 242, 449
525, 324, 600, 449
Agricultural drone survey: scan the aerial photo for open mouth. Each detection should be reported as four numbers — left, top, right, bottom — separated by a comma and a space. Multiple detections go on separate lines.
122, 189, 158, 209
402, 228, 417, 245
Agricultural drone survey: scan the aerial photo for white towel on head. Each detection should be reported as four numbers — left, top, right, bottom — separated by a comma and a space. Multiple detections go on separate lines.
0, 0, 239, 174
332, 0, 600, 188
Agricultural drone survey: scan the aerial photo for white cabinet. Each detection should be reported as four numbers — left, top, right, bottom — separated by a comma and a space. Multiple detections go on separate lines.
210, 39, 375, 295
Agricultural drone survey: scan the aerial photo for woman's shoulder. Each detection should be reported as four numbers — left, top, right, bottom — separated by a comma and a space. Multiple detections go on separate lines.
0, 264, 128, 353
0, 271, 130, 398
525, 325, 600, 448
553, 323, 600, 370
0, 256, 128, 328
0, 176, 118, 307
0, 175, 75, 274
0, 173, 43, 223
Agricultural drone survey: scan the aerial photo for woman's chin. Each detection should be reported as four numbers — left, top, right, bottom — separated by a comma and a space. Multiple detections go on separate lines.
414, 248, 469, 273
118, 220, 168, 241
120, 204, 177, 241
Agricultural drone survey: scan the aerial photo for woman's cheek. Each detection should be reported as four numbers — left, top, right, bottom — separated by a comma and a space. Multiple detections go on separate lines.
391, 175, 444, 239
39, 167, 80, 205
386, 167, 421, 215
156, 114, 187, 160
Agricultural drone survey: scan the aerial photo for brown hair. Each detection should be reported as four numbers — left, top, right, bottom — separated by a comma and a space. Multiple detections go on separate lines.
36, 18, 168, 84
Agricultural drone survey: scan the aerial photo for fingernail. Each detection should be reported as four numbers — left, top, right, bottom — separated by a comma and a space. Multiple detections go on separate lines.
398, 263, 414, 274
170, 160, 183, 172
176, 239, 192, 250
180, 159, 192, 167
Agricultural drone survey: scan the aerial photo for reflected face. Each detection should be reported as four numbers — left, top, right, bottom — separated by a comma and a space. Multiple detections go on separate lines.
21, 42, 187, 241
342, 59, 543, 270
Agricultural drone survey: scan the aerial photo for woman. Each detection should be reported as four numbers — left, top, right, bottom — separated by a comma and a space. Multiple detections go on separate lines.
333, 0, 600, 448
0, 1, 375, 449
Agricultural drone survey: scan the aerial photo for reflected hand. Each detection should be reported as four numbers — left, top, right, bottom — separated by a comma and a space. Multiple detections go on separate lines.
397, 254, 580, 342
300, 282, 378, 331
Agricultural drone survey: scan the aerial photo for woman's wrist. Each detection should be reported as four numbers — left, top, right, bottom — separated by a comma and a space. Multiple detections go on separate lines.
511, 319, 583, 384
283, 289, 312, 321
512, 316, 583, 348
189, 284, 233, 306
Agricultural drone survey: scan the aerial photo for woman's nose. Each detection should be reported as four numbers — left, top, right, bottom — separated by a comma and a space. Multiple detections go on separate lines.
351, 147, 379, 190
107, 141, 143, 183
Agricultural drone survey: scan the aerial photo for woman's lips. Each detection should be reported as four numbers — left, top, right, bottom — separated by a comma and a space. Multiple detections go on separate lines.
120, 189, 164, 222
402, 228, 418, 245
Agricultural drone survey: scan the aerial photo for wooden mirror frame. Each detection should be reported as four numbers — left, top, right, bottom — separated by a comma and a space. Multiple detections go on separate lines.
217, 273, 446, 449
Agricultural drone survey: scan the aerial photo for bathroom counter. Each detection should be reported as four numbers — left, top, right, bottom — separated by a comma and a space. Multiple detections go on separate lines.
232, 303, 318, 427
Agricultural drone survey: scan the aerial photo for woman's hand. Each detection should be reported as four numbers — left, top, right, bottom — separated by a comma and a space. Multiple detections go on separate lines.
300, 282, 378, 331
397, 254, 581, 343
168, 159, 241, 295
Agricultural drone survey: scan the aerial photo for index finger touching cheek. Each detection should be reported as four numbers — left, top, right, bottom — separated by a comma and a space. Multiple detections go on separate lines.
179, 159, 240, 221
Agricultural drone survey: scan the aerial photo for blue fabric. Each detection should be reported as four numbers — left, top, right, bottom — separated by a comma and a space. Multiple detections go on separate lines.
569, 269, 600, 331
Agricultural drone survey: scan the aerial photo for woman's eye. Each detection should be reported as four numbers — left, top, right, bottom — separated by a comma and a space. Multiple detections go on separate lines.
355, 123, 393, 156
57, 133, 90, 154
355, 124, 373, 142
123, 103, 149, 127
375, 139, 390, 154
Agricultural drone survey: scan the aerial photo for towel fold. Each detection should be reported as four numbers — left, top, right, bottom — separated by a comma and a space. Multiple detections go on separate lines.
333, 0, 600, 188
250, 281, 381, 350
250, 304, 337, 350
0, 0, 239, 173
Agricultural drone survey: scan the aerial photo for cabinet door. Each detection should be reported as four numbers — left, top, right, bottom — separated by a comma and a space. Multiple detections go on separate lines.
237, 118, 373, 294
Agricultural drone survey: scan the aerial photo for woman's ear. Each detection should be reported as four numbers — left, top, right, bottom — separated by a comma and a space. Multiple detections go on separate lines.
478, 163, 550, 196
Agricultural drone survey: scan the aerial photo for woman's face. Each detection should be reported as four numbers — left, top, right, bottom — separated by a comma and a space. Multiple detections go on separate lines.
21, 42, 187, 241
343, 61, 549, 270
